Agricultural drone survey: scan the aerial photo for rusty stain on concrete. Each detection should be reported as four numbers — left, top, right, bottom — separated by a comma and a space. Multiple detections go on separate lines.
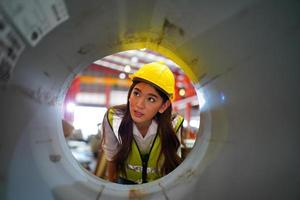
118, 33, 150, 45
77, 43, 95, 55
128, 188, 145, 200
116, 18, 185, 49
179, 168, 195, 181
162, 18, 185, 37
49, 154, 61, 163
157, 18, 185, 46
188, 58, 199, 65
170, 167, 197, 187
43, 71, 50, 78
14, 85, 58, 105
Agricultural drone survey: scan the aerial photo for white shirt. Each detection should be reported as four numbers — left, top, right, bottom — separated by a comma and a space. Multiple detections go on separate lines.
132, 120, 158, 155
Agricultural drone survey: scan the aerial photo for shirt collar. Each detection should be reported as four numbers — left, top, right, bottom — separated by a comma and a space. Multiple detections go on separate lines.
133, 120, 158, 139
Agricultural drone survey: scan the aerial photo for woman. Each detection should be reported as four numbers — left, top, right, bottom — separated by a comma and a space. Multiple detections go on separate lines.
102, 61, 184, 184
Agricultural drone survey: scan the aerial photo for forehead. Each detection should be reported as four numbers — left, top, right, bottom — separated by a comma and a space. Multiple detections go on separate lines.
132, 82, 160, 96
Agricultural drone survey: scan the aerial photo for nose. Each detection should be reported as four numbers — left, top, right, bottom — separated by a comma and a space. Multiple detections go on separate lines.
136, 97, 145, 109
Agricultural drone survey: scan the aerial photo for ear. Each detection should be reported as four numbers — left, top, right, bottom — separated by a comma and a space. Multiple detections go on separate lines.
158, 100, 171, 114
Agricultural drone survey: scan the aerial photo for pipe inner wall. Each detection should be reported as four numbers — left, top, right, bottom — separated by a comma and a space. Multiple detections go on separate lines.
0, 0, 299, 199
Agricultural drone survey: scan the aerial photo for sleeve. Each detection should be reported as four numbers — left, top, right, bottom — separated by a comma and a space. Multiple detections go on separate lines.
176, 126, 182, 145
172, 114, 184, 157
101, 111, 120, 161
176, 126, 183, 158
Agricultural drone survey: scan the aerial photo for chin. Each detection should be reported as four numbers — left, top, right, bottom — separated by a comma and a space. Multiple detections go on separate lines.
131, 117, 143, 124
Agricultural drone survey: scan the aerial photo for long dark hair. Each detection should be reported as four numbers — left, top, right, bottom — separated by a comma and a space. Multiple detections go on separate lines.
111, 80, 182, 177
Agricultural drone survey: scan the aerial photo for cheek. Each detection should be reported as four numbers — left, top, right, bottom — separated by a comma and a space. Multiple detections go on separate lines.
150, 104, 162, 114
128, 97, 136, 109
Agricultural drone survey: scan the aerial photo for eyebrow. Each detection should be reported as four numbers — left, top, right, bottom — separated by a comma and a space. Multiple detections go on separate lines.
133, 87, 159, 98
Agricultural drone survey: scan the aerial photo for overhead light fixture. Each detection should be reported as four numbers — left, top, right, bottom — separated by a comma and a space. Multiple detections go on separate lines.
131, 57, 138, 63
66, 102, 76, 112
147, 53, 155, 60
119, 72, 126, 79
179, 88, 186, 97
124, 65, 131, 73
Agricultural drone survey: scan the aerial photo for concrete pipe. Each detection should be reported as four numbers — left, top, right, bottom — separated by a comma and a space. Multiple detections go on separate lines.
0, 0, 299, 199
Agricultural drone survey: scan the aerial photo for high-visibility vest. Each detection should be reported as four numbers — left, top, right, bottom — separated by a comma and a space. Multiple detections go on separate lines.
107, 109, 183, 184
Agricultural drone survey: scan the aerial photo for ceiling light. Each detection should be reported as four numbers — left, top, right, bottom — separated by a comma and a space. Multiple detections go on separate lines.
66, 102, 76, 112
119, 72, 126, 79
124, 65, 131, 73
131, 57, 138, 63
179, 88, 186, 97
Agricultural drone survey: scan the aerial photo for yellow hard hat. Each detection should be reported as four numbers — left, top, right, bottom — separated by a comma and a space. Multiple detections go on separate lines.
129, 61, 175, 100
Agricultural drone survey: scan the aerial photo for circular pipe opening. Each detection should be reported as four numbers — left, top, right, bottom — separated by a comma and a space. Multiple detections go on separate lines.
53, 45, 212, 199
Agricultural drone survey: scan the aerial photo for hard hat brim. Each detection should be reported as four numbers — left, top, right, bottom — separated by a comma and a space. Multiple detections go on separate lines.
130, 77, 174, 101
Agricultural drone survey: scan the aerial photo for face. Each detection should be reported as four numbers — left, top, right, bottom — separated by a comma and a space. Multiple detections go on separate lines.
129, 82, 170, 127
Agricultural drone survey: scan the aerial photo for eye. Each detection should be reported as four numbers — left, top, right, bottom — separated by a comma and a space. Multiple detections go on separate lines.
133, 91, 140, 96
148, 97, 156, 103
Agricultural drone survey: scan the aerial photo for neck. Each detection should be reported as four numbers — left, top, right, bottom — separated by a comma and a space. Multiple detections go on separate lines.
135, 121, 151, 137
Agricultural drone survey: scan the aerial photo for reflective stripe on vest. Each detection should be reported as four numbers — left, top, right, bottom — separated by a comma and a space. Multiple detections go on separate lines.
108, 108, 183, 183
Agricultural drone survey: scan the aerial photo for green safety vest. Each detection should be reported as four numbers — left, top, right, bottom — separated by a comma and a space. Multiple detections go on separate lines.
107, 109, 184, 184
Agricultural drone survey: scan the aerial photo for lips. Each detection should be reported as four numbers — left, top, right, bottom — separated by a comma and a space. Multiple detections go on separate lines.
133, 110, 144, 118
